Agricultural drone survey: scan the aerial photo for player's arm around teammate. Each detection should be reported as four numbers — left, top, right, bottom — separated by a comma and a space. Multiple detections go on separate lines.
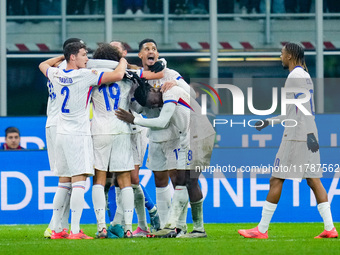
39, 42, 127, 239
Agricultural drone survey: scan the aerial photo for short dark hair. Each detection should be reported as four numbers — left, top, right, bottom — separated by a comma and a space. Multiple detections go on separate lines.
138, 38, 157, 51
93, 43, 122, 61
63, 42, 87, 62
5, 127, 20, 137
63, 38, 85, 50
110, 40, 127, 51
134, 82, 152, 107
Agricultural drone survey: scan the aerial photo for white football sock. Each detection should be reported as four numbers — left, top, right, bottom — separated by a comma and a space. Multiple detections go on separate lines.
318, 202, 335, 231
258, 200, 277, 234
191, 198, 204, 232
132, 184, 148, 231
148, 206, 157, 214
92, 184, 106, 231
177, 197, 188, 231
51, 182, 71, 233
61, 190, 71, 230
112, 187, 124, 226
70, 181, 86, 234
121, 186, 134, 232
166, 186, 188, 229
156, 185, 171, 229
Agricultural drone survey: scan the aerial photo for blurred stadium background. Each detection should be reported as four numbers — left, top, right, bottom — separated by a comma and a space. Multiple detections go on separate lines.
1, 0, 340, 226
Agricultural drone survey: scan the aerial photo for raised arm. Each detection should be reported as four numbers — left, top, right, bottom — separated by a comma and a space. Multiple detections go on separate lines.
142, 70, 164, 80
116, 102, 176, 129
100, 58, 127, 84
87, 59, 119, 69
39, 55, 65, 76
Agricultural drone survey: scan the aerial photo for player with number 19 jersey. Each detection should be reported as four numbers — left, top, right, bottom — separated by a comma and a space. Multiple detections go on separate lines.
91, 68, 132, 135
90, 67, 134, 173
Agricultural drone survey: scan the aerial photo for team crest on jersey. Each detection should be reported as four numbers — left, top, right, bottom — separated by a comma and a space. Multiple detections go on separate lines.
92, 70, 98, 75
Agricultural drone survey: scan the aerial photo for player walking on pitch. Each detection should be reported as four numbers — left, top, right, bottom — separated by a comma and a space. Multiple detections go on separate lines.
238, 43, 337, 239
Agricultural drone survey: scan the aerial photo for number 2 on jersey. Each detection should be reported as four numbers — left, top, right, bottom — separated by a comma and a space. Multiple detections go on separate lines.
61, 87, 70, 113
99, 83, 120, 111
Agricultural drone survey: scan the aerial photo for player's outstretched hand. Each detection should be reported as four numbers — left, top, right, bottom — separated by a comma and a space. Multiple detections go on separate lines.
161, 80, 177, 93
254, 120, 269, 131
124, 70, 140, 81
115, 108, 135, 124
148, 59, 166, 73
307, 133, 319, 153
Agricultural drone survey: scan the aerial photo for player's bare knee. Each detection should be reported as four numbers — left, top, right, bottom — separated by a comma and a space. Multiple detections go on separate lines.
130, 166, 140, 184
93, 170, 107, 186
153, 171, 169, 187
269, 177, 284, 188
306, 178, 320, 189
175, 170, 186, 186
186, 176, 199, 190
116, 171, 132, 188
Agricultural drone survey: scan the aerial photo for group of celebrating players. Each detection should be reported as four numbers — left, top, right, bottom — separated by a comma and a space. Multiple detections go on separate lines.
39, 37, 337, 240
39, 37, 215, 239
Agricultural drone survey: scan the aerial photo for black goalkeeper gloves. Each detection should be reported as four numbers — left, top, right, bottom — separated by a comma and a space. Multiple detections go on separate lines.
307, 133, 319, 153
148, 59, 166, 73
254, 120, 269, 131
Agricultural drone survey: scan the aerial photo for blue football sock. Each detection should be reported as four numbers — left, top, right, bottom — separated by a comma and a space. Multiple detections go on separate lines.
141, 184, 155, 211
107, 185, 117, 222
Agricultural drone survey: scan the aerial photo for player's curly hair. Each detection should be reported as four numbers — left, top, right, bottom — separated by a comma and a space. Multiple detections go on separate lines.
284, 42, 308, 72
93, 43, 122, 61
63, 42, 87, 62
134, 81, 152, 107
138, 38, 158, 51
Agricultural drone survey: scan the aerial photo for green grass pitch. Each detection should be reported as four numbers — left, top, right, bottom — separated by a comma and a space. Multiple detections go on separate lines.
0, 223, 338, 255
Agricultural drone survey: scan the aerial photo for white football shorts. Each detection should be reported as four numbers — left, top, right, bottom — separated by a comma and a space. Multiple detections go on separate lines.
131, 128, 148, 166
93, 134, 134, 172
189, 134, 215, 170
272, 140, 322, 181
177, 134, 190, 170
146, 138, 179, 171
55, 134, 94, 177
46, 126, 57, 174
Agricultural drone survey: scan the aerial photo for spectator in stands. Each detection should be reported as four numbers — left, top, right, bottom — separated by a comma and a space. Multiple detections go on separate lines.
170, 0, 189, 14
7, 0, 38, 16
1, 127, 24, 150
67, 0, 80, 14
147, 0, 163, 13
39, 0, 61, 15
327, 0, 340, 13
188, 0, 209, 14
7, 0, 22, 15
67, 0, 100, 15
121, 0, 144, 15
271, 0, 285, 13
240, 0, 261, 14
217, 0, 234, 14
23, 0, 39, 15
284, 0, 311, 13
